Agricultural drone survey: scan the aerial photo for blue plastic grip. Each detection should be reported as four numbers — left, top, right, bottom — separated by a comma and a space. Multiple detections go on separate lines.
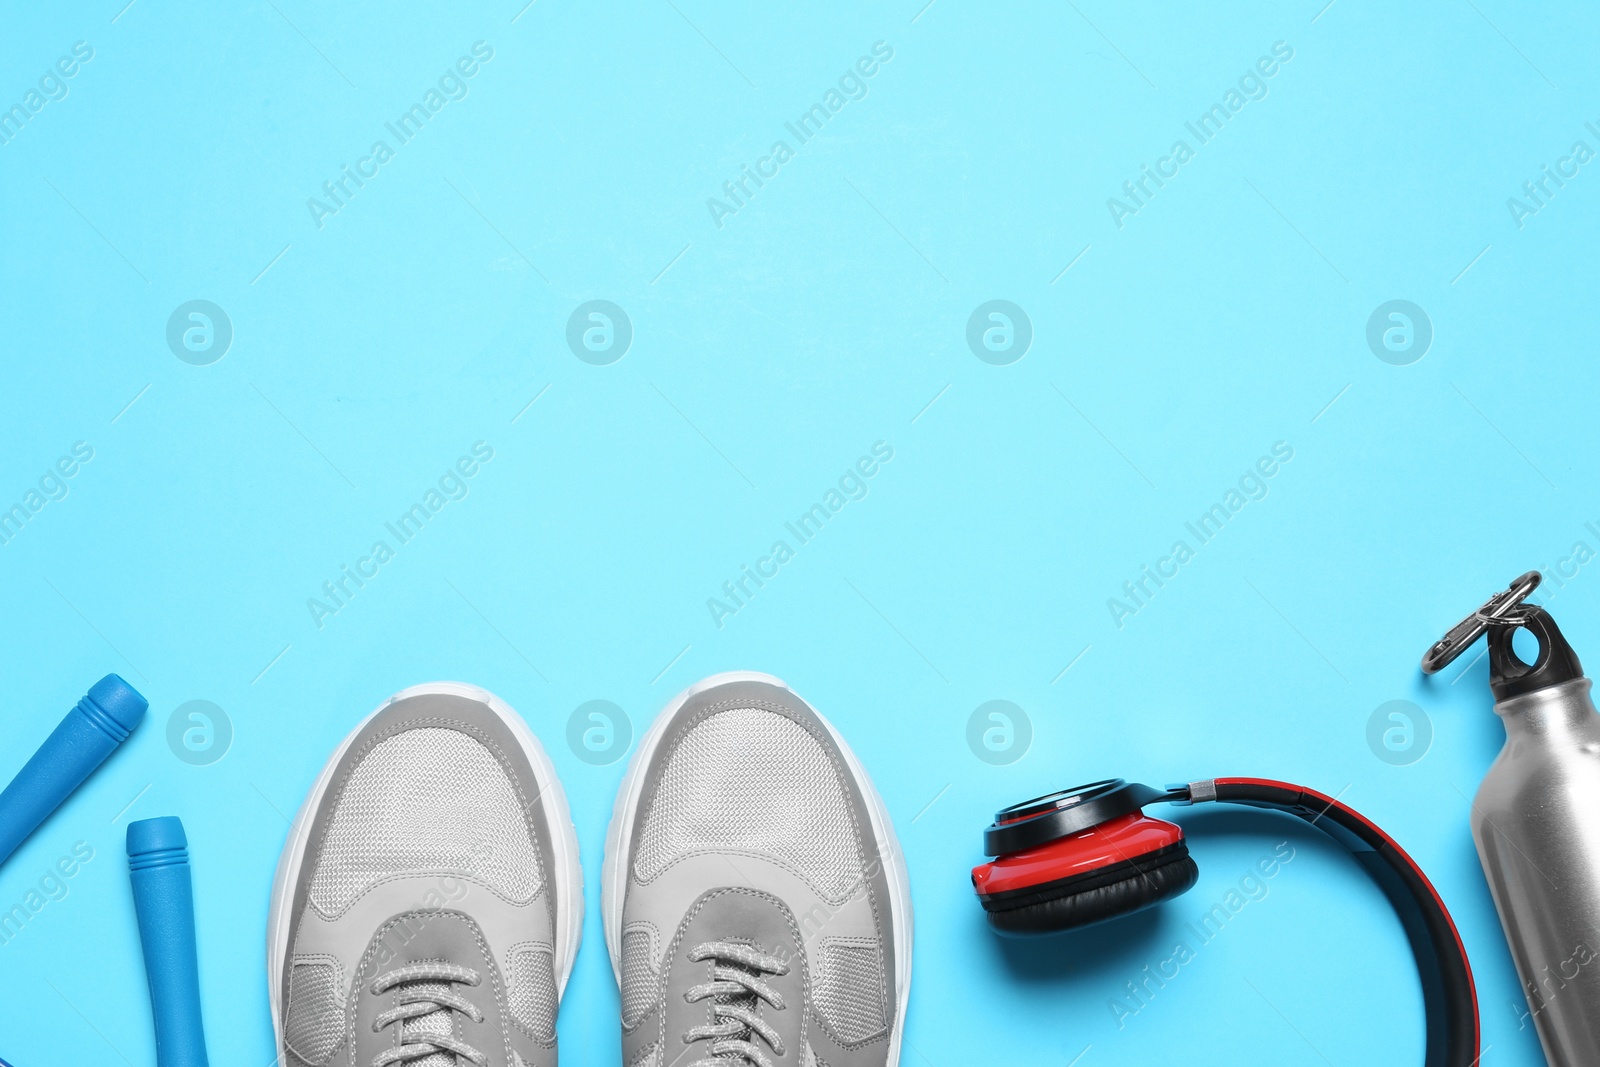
127, 817, 210, 1067
0, 675, 147, 868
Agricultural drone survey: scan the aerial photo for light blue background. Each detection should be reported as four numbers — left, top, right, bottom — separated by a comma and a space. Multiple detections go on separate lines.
1, 0, 1596, 1063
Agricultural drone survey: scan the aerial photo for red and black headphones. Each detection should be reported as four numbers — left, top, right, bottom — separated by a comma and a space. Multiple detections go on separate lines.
972, 777, 1479, 1067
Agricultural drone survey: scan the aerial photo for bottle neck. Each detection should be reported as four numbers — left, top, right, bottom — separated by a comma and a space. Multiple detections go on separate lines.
1494, 677, 1599, 739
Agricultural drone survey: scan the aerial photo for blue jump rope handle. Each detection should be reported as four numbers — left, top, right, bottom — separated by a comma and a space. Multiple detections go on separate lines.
0, 675, 147, 868
128, 817, 210, 1067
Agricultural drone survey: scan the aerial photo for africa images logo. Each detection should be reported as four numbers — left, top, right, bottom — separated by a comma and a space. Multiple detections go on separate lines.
566, 301, 633, 365
306, 442, 495, 629
166, 300, 233, 365
0, 442, 94, 549
305, 42, 495, 230
1106, 41, 1294, 230
705, 441, 894, 629
1107, 441, 1294, 629
705, 41, 895, 230
0, 41, 94, 148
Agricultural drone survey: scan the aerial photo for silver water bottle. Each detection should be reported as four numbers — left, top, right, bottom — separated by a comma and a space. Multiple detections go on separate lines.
1425, 572, 1600, 1065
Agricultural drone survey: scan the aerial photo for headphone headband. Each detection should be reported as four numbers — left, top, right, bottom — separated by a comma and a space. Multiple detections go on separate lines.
974, 775, 1480, 1067
1186, 777, 1479, 1067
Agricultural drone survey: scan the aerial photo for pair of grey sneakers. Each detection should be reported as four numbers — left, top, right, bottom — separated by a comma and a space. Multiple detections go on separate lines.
268, 673, 912, 1067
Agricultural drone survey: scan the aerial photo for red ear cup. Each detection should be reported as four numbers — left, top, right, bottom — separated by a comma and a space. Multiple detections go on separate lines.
972, 813, 1199, 936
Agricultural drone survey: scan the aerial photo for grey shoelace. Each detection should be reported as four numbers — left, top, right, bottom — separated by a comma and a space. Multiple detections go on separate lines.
370, 962, 487, 1066
681, 940, 790, 1067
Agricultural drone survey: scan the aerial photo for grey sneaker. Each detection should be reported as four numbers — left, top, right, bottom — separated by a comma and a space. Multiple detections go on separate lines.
269, 682, 582, 1067
603, 672, 912, 1067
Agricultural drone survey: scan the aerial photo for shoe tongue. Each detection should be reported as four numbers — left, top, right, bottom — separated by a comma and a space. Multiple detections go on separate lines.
708, 945, 759, 1026
355, 911, 502, 1067
403, 976, 457, 1067
667, 889, 806, 1066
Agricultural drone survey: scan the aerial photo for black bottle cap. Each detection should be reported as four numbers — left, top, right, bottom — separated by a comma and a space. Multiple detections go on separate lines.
1487, 605, 1585, 701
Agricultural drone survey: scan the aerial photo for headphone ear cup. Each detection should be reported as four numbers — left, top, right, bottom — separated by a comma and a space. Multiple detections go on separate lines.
981, 837, 1199, 936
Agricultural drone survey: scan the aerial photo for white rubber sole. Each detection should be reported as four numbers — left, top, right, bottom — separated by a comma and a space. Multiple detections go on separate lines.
600, 670, 914, 1065
266, 681, 584, 1055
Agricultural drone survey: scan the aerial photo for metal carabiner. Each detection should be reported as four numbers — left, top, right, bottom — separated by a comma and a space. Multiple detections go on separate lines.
1421, 570, 1543, 674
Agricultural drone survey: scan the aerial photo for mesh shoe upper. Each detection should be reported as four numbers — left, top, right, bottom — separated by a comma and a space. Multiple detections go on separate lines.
633, 706, 866, 902
274, 688, 572, 1067
615, 677, 905, 1067
309, 726, 544, 918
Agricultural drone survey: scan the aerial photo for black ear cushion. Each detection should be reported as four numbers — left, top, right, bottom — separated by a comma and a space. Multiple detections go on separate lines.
979, 841, 1199, 936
